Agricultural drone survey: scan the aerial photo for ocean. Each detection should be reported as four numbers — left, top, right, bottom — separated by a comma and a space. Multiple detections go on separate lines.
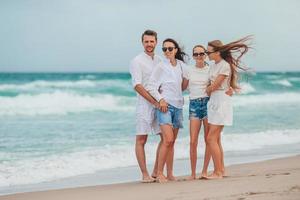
0, 72, 300, 194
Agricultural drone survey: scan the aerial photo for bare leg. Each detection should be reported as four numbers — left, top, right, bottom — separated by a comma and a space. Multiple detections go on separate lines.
218, 134, 225, 176
135, 135, 154, 182
189, 119, 201, 179
201, 118, 211, 178
166, 128, 179, 181
206, 124, 224, 179
156, 125, 175, 183
152, 133, 163, 178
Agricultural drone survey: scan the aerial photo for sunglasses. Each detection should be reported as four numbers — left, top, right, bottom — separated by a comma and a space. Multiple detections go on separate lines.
162, 47, 176, 52
193, 52, 206, 57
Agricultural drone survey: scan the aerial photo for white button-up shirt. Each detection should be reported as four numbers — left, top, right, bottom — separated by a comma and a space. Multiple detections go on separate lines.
129, 52, 162, 122
147, 59, 188, 109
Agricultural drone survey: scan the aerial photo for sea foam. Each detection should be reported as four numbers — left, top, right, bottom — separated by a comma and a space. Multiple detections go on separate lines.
233, 92, 300, 107
239, 82, 256, 94
0, 129, 299, 187
0, 91, 134, 116
272, 79, 293, 87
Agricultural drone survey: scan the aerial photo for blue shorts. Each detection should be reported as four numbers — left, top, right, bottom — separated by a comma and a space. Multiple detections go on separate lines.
156, 104, 183, 129
189, 97, 209, 120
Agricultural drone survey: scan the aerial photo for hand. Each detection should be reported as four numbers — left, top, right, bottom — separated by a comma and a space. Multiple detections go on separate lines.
206, 86, 212, 96
225, 87, 234, 96
154, 102, 160, 109
159, 99, 168, 113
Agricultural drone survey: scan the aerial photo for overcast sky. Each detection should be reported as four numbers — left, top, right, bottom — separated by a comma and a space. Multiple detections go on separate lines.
0, 0, 300, 72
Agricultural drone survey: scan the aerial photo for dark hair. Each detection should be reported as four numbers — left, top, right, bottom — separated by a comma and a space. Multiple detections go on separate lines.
163, 38, 187, 63
141, 30, 157, 41
192, 45, 206, 53
208, 36, 252, 90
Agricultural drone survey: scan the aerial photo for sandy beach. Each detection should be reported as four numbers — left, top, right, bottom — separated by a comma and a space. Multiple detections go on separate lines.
1, 155, 300, 200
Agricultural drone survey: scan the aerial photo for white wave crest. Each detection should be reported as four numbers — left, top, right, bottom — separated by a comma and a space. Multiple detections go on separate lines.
239, 82, 256, 94
0, 80, 132, 94
0, 80, 97, 91
233, 92, 300, 107
0, 91, 135, 116
272, 79, 293, 87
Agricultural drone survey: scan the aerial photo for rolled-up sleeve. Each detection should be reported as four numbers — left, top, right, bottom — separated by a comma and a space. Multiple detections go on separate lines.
147, 64, 163, 102
129, 60, 142, 88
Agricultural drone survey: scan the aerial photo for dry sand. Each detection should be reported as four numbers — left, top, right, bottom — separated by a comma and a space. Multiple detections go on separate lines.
1, 155, 300, 200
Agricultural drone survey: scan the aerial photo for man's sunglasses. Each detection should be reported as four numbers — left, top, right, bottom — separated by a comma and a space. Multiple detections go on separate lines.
162, 47, 176, 52
193, 52, 206, 57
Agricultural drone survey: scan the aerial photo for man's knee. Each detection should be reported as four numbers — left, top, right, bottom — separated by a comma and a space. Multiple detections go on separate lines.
190, 141, 198, 149
136, 135, 147, 146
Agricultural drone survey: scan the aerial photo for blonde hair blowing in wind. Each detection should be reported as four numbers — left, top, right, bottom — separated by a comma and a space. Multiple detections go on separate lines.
208, 36, 252, 90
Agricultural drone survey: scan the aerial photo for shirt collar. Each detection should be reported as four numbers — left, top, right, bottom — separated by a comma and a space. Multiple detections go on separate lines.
142, 51, 155, 60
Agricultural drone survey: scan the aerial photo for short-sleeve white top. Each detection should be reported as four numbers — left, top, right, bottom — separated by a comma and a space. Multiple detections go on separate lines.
186, 65, 210, 99
208, 59, 231, 91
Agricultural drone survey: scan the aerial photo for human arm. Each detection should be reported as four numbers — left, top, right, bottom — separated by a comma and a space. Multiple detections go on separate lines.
181, 62, 189, 91
134, 85, 159, 108
182, 78, 189, 91
147, 64, 168, 112
206, 74, 227, 96
129, 59, 159, 108
207, 62, 231, 96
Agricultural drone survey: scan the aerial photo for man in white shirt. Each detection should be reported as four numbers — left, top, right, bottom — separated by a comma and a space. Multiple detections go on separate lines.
129, 30, 162, 183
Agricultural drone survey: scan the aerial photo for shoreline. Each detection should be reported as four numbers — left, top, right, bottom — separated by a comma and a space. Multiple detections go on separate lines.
1, 146, 299, 196
1, 154, 300, 200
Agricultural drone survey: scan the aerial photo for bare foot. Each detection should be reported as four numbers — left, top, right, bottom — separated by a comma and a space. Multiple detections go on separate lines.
222, 170, 228, 177
167, 175, 177, 181
186, 175, 196, 180
141, 175, 155, 183
156, 174, 168, 183
151, 173, 157, 179
199, 172, 208, 179
204, 173, 223, 180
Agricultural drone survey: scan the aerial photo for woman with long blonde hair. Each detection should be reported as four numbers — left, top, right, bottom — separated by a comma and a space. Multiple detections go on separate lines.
205, 36, 251, 179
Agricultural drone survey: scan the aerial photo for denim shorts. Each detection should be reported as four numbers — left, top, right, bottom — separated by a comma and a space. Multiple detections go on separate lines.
156, 104, 183, 128
189, 97, 210, 120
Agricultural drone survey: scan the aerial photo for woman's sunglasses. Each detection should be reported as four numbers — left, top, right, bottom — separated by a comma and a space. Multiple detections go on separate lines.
193, 52, 206, 57
162, 47, 176, 52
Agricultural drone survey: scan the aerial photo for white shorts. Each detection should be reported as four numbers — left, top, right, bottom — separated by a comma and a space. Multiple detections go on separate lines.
207, 91, 233, 126
135, 102, 161, 135
136, 117, 160, 135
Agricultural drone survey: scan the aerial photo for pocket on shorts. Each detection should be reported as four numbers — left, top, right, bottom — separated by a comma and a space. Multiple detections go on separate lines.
156, 109, 172, 125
